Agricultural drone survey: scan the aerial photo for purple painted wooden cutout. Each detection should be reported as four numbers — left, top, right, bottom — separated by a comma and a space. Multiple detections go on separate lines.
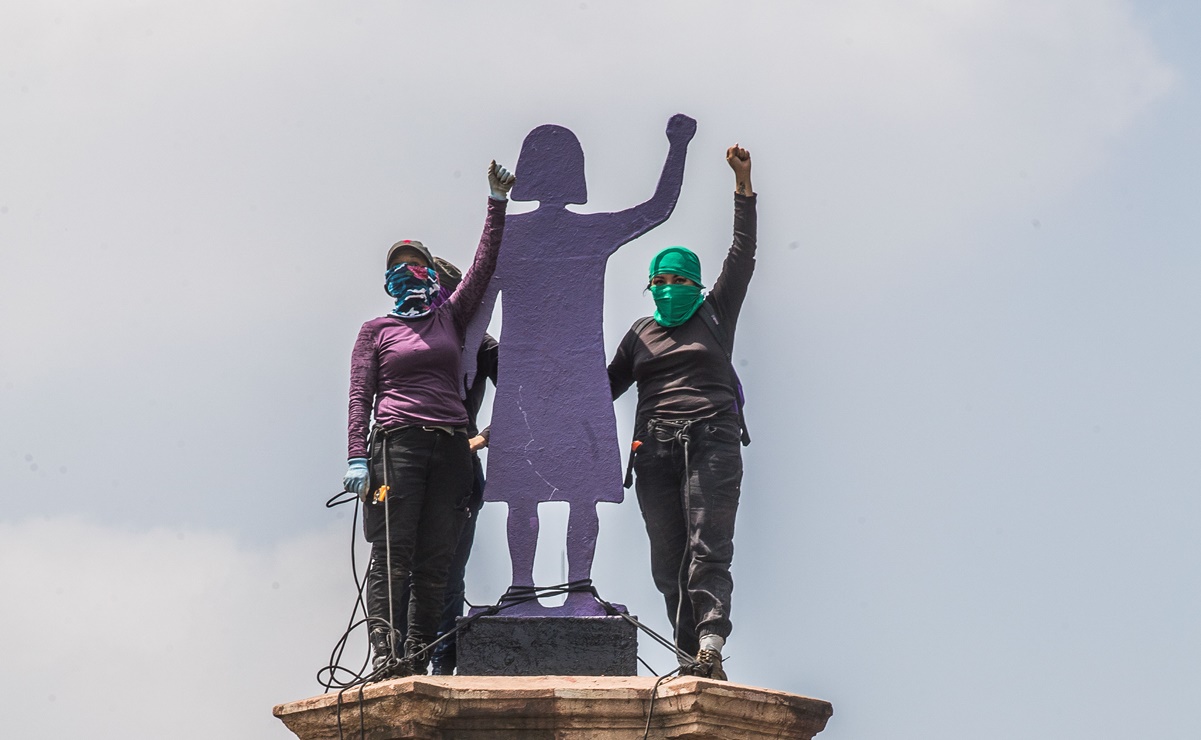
463, 114, 696, 616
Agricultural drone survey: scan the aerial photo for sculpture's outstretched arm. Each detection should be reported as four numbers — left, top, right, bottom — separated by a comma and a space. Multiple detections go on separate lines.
600, 113, 696, 254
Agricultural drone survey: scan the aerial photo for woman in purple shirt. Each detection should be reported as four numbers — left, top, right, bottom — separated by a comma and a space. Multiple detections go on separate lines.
342, 161, 514, 678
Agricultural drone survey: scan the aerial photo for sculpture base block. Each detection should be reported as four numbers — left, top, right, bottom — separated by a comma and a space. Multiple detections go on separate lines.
456, 615, 637, 676
273, 675, 834, 740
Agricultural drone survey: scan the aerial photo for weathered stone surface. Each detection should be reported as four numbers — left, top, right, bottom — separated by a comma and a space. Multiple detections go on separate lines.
273, 675, 833, 740
456, 615, 637, 676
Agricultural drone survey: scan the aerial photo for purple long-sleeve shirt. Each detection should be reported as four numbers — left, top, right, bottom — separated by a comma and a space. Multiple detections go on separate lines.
347, 198, 507, 459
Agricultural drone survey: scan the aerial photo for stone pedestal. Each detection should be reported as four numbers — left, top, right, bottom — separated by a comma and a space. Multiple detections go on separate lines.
273, 675, 833, 740
456, 615, 637, 676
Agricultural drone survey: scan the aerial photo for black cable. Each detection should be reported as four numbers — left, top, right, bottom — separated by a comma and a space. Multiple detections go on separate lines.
642, 669, 681, 740
317, 492, 372, 692
325, 489, 359, 508
320, 485, 708, 740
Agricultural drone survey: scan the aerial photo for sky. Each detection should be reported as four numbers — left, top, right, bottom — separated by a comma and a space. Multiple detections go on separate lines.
2, 1, 1200, 737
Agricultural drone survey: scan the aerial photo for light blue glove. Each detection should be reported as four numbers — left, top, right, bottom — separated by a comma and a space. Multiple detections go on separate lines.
488, 160, 515, 200
343, 458, 369, 500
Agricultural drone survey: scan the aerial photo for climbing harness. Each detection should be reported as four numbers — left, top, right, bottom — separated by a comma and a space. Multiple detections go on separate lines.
626, 303, 751, 454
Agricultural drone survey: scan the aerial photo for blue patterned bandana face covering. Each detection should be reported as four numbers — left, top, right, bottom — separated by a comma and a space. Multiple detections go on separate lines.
385, 263, 440, 318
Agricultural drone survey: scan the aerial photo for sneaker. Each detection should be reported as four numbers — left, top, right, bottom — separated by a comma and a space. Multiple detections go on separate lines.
693, 648, 727, 681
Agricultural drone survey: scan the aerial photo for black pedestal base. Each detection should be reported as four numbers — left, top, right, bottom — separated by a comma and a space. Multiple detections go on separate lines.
456, 615, 638, 676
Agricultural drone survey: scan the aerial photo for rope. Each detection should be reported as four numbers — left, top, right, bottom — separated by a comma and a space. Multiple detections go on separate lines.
381, 439, 400, 668
672, 420, 694, 664
642, 417, 700, 667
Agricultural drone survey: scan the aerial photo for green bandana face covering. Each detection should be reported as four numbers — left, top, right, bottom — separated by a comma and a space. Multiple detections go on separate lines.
651, 283, 704, 327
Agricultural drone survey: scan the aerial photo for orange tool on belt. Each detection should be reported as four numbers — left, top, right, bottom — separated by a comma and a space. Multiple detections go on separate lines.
623, 441, 642, 489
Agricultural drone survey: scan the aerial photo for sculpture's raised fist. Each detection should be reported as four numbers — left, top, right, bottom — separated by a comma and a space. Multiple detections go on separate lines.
666, 113, 697, 144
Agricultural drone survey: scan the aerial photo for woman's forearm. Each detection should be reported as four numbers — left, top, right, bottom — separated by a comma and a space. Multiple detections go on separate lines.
450, 197, 506, 327
347, 325, 378, 458
736, 172, 754, 197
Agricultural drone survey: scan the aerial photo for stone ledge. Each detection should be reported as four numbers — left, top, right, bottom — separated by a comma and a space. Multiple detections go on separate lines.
273, 675, 833, 740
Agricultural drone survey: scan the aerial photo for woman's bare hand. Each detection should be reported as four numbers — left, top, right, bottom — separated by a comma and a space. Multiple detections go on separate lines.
726, 145, 753, 196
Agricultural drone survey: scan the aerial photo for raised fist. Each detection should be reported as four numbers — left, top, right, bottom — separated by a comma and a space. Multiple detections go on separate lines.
666, 113, 697, 144
726, 145, 751, 176
488, 160, 516, 200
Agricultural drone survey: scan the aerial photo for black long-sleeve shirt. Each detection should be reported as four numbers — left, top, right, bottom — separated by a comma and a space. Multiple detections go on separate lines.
466, 333, 499, 439
608, 193, 757, 423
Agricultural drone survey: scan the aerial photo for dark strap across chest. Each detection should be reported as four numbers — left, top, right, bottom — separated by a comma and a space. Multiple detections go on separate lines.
632, 304, 750, 446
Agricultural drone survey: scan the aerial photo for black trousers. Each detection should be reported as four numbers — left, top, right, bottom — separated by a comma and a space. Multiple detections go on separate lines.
396, 455, 486, 670
633, 414, 743, 658
363, 427, 473, 651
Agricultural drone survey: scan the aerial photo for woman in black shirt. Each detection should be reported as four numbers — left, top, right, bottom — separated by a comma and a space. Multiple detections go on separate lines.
608, 145, 756, 681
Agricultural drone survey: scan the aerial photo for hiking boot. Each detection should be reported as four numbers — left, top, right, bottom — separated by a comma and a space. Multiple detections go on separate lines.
369, 628, 409, 680
374, 656, 412, 679
370, 648, 413, 679
404, 640, 431, 676
693, 648, 727, 681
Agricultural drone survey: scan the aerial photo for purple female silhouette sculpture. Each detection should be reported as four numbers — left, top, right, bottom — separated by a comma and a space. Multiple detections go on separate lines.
463, 114, 695, 615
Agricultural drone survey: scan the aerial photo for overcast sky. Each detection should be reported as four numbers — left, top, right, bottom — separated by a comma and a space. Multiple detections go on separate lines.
3, 1, 1201, 738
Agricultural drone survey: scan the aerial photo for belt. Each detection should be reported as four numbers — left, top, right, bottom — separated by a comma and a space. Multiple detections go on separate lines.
420, 425, 467, 436
646, 418, 696, 444
372, 424, 468, 440
625, 418, 701, 488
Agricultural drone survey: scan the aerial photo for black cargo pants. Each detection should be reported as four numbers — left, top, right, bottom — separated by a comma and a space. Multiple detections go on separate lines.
632, 414, 743, 659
